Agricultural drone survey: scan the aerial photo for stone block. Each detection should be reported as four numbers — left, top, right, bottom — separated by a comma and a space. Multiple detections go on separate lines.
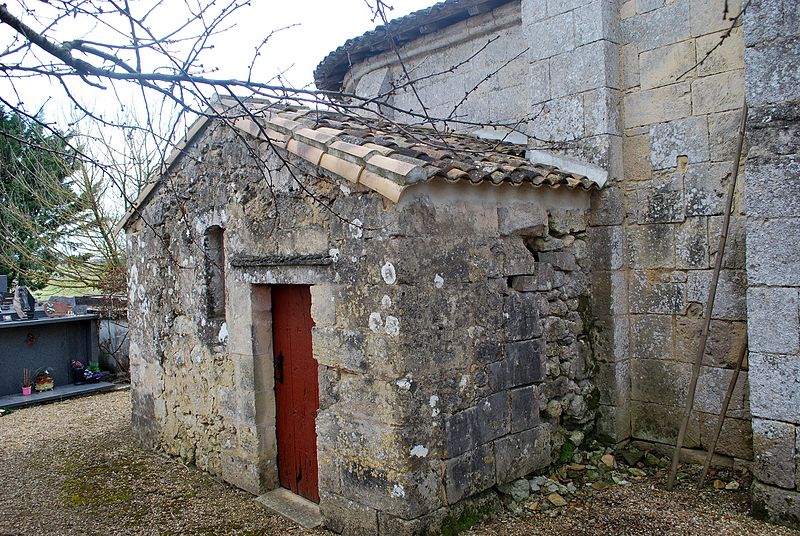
630, 400, 702, 448
527, 10, 575, 61
590, 184, 626, 226
493, 238, 537, 276
752, 418, 797, 488
537, 251, 579, 271
746, 155, 800, 218
589, 225, 625, 271
696, 27, 744, 77
528, 94, 585, 142
640, 40, 697, 90
623, 83, 691, 128
490, 339, 546, 390
695, 365, 750, 417
675, 217, 709, 269
699, 413, 753, 460
709, 215, 746, 270
445, 392, 510, 457
674, 317, 748, 367
629, 271, 686, 314
337, 461, 444, 519
574, 0, 620, 46
546, 0, 590, 17
747, 287, 800, 355
622, 0, 690, 52
629, 172, 686, 223
591, 270, 628, 320
686, 269, 747, 320
684, 162, 732, 216
494, 426, 552, 482
444, 443, 496, 504
623, 133, 652, 181
510, 385, 540, 432
751, 480, 800, 529
692, 69, 745, 115
636, 0, 663, 13
749, 353, 800, 424
650, 116, 710, 170
596, 404, 632, 442
584, 87, 623, 137
627, 223, 675, 268
529, 58, 551, 105
550, 41, 620, 99
747, 101, 800, 158
312, 327, 367, 374
630, 314, 673, 360
743, 0, 783, 47
504, 292, 542, 341
746, 219, 800, 287
497, 204, 548, 237
631, 358, 692, 407
622, 43, 641, 90
708, 109, 744, 162
319, 492, 379, 536
596, 359, 631, 406
690, 0, 742, 36
746, 37, 800, 107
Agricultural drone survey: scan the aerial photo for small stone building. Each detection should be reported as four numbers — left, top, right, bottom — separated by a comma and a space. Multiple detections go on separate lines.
122, 100, 604, 532
124, 0, 800, 530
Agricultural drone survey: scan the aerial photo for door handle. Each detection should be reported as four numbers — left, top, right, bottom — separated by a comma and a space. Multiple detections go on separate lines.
275, 351, 284, 384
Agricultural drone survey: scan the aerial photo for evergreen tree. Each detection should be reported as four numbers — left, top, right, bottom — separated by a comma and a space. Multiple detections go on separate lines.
0, 108, 81, 289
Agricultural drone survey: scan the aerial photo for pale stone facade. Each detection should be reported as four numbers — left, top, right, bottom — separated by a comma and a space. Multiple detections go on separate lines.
322, 0, 798, 526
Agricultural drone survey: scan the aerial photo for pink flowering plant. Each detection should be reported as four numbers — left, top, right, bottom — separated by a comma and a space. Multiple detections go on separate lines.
71, 360, 84, 370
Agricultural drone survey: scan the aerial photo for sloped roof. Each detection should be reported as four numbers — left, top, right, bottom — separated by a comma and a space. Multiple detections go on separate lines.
119, 100, 600, 230
314, 0, 517, 92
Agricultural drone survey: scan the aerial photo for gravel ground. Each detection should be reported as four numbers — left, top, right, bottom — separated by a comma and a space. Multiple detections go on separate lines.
1, 390, 798, 536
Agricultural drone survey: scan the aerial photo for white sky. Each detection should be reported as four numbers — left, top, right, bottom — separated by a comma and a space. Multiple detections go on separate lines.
2, 0, 437, 123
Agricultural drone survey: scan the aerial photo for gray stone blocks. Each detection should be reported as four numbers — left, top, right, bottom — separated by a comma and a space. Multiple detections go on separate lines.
746, 219, 800, 287
495, 426, 552, 482
749, 353, 800, 424
445, 392, 511, 457
752, 418, 797, 489
490, 339, 547, 390
444, 443, 496, 504
747, 287, 800, 355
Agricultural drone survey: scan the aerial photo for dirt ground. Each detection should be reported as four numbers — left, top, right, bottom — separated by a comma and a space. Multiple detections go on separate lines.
0, 390, 797, 536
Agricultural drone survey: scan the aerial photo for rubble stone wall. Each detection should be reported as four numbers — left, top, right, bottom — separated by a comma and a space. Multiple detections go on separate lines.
743, 0, 800, 527
127, 122, 598, 532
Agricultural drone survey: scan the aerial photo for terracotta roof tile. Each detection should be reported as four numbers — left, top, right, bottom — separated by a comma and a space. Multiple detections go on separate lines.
229, 106, 603, 201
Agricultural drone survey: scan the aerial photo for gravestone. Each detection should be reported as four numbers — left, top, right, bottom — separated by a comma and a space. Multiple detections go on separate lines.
13, 286, 36, 320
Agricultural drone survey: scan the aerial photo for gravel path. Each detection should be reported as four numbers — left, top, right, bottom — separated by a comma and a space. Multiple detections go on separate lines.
1, 390, 797, 536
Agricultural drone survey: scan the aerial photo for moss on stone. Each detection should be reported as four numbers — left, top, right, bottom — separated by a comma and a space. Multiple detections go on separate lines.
439, 504, 491, 536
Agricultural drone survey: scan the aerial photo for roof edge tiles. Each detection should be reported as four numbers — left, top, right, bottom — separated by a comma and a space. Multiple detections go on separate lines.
313, 0, 516, 92
119, 99, 602, 231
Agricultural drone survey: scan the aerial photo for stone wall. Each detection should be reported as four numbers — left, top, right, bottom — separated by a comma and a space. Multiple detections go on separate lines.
345, 0, 754, 463
619, 0, 751, 463
344, 2, 527, 126
743, 0, 800, 527
127, 120, 598, 533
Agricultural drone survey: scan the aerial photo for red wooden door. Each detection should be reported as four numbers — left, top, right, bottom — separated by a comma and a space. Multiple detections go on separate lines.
272, 285, 320, 503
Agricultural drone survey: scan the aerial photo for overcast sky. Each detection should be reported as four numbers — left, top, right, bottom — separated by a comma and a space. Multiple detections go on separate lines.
2, 0, 437, 124
214, 1, 436, 88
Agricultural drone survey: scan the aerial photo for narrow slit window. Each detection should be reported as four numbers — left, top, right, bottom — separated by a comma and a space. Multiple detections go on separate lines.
205, 226, 226, 319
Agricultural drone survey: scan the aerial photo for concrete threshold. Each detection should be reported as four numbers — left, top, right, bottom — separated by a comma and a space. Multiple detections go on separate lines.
255, 487, 322, 529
